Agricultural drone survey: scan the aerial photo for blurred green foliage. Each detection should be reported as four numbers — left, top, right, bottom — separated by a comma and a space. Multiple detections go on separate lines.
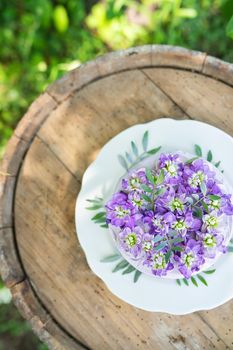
0, 0, 232, 348
0, 278, 47, 349
0, 0, 232, 156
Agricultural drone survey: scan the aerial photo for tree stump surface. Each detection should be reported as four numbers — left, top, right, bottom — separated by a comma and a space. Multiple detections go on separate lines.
1, 45, 233, 350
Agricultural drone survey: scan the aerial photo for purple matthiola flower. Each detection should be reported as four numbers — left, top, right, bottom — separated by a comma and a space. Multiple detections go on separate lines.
158, 186, 187, 215
144, 249, 174, 276
141, 233, 154, 253
106, 192, 140, 228
106, 151, 233, 279
174, 239, 204, 278
158, 153, 182, 185
150, 212, 176, 236
221, 194, 233, 215
122, 168, 148, 192
128, 191, 148, 210
197, 231, 227, 259
203, 193, 233, 216
184, 159, 215, 193
119, 226, 143, 258
172, 210, 201, 236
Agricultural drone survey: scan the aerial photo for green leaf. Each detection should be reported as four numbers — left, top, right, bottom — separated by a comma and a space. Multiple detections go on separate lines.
186, 197, 194, 205
141, 184, 153, 193
193, 207, 203, 218
155, 187, 166, 197
185, 157, 199, 165
215, 161, 221, 168
171, 246, 184, 252
176, 7, 197, 18
191, 276, 198, 287
153, 235, 164, 243
192, 194, 199, 201
100, 224, 108, 228
118, 154, 128, 171
112, 260, 129, 273
100, 254, 121, 263
203, 269, 216, 274
91, 212, 106, 221
197, 274, 208, 286
207, 150, 213, 162
122, 265, 136, 275
226, 15, 233, 39
86, 198, 103, 204
141, 194, 151, 202
131, 141, 138, 157
146, 168, 155, 184
228, 246, 233, 252
156, 169, 165, 185
201, 200, 209, 213
183, 278, 189, 286
154, 241, 167, 251
93, 217, 106, 223
200, 181, 207, 196
169, 237, 184, 244
147, 146, 161, 155
165, 250, 172, 263
86, 204, 103, 210
134, 270, 142, 283
176, 279, 181, 286
194, 144, 202, 157
208, 195, 221, 200
53, 5, 69, 33
142, 130, 149, 152
125, 152, 133, 163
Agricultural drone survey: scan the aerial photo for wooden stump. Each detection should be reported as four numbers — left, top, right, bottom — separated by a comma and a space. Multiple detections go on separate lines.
1, 45, 233, 350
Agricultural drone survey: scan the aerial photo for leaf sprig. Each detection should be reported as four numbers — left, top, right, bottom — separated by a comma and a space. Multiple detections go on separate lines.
176, 269, 216, 287
101, 254, 142, 283
86, 197, 108, 228
193, 144, 224, 173
118, 130, 161, 172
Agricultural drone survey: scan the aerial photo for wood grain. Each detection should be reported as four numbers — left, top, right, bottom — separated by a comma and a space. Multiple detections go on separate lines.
1, 46, 233, 349
143, 68, 233, 135
38, 69, 187, 180
14, 136, 231, 350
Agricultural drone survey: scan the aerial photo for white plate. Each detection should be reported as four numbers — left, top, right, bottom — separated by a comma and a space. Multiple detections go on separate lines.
75, 118, 233, 314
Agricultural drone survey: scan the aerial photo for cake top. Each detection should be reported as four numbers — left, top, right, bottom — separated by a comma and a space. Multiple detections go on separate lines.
106, 152, 233, 279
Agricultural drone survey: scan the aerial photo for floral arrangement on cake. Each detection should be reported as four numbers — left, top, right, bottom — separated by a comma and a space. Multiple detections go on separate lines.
87, 131, 233, 286
105, 153, 233, 279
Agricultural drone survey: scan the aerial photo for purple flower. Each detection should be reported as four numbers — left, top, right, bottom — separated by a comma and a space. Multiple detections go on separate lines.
150, 212, 176, 236
142, 233, 154, 253
172, 210, 201, 236
128, 191, 148, 210
174, 239, 205, 278
158, 186, 187, 214
197, 231, 227, 258
119, 226, 143, 258
202, 212, 220, 231
105, 151, 233, 279
122, 169, 148, 192
144, 250, 174, 276
158, 153, 182, 185
106, 192, 139, 227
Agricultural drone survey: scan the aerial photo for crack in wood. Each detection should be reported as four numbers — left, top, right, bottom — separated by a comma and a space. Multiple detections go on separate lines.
36, 135, 81, 185
196, 313, 229, 348
141, 69, 193, 120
